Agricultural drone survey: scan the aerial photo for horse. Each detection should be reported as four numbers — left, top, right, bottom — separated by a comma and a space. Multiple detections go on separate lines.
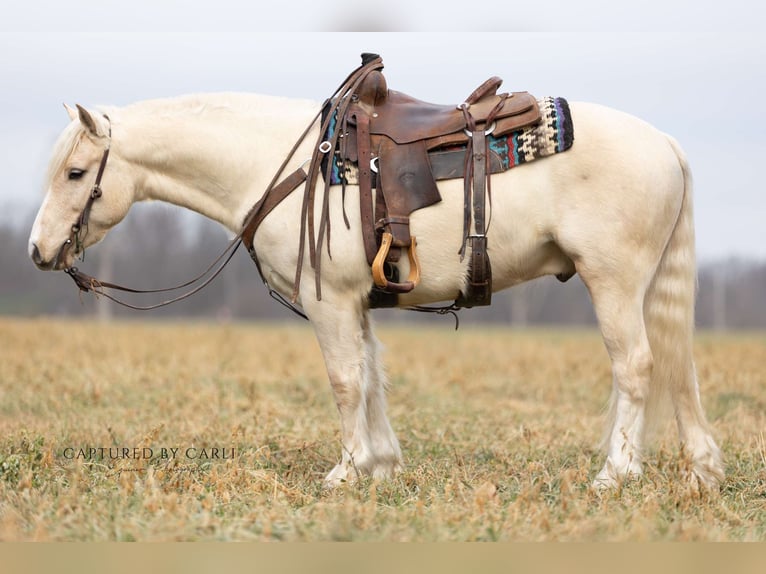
28, 86, 724, 490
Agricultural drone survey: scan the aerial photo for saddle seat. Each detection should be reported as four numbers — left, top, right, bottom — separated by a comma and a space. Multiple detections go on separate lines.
354, 70, 541, 147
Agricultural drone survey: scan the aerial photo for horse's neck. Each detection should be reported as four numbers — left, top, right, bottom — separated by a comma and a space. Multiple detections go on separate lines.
114, 93, 320, 232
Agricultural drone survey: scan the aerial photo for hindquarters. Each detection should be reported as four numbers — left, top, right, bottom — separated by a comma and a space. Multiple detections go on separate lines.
551, 104, 722, 488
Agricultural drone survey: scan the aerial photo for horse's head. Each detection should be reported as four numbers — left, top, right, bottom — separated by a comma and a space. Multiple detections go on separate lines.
29, 105, 133, 270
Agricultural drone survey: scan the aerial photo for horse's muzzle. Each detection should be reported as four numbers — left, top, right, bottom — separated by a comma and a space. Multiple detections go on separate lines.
30, 242, 67, 271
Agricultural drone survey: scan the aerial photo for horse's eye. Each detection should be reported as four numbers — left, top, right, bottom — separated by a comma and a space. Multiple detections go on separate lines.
68, 169, 86, 181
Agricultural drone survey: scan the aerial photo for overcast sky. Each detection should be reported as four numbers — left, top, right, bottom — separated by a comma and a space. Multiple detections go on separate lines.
1, 2, 764, 262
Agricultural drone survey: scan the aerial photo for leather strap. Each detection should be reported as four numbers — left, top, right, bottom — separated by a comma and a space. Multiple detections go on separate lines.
61, 56, 391, 315
297, 56, 385, 301
468, 132, 492, 306
242, 167, 308, 254
66, 166, 310, 312
456, 119, 492, 308
355, 110, 378, 265
472, 129, 488, 240
61, 120, 112, 262
464, 76, 503, 106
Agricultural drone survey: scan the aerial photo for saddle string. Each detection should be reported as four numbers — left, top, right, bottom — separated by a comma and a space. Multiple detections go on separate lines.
482, 96, 507, 236
458, 104, 477, 259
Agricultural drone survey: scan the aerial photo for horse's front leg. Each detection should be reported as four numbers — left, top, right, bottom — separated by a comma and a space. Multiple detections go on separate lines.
304, 294, 402, 487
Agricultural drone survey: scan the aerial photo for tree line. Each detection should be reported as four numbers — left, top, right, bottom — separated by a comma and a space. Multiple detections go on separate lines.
2, 203, 764, 329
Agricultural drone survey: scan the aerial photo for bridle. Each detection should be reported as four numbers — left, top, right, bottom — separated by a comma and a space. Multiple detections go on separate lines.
61, 112, 312, 315
61, 115, 111, 268
60, 113, 254, 311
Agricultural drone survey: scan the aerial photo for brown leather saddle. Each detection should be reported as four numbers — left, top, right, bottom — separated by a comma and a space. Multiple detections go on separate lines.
242, 54, 543, 310
332, 54, 541, 307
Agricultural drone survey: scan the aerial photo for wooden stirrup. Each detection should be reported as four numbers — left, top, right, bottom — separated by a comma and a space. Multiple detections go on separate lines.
371, 233, 421, 294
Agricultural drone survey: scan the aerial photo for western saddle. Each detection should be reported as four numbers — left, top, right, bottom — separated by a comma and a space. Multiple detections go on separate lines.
242, 54, 543, 311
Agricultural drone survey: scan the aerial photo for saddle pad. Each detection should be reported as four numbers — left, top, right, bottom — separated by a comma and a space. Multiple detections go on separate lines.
327, 96, 574, 186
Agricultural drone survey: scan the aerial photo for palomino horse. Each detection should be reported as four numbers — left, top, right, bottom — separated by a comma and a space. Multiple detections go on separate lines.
29, 87, 724, 489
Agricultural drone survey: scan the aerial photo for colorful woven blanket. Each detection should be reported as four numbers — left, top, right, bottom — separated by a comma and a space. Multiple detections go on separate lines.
489, 96, 574, 170
327, 96, 573, 185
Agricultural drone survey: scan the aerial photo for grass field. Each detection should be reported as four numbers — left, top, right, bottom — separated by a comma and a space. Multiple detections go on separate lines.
0, 317, 764, 541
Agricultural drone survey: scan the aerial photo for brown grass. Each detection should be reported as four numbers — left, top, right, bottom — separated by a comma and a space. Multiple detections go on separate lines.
0, 317, 764, 541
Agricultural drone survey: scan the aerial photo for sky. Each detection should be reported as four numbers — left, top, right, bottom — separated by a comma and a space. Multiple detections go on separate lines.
1, 2, 764, 262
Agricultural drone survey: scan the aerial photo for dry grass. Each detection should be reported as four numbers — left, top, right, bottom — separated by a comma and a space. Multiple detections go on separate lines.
0, 317, 764, 541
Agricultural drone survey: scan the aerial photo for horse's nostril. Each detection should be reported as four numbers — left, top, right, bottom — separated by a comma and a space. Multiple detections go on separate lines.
31, 243, 43, 265
31, 243, 53, 269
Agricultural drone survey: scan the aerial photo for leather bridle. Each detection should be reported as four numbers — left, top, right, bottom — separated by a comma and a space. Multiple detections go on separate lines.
61, 116, 111, 268
61, 111, 311, 315
61, 114, 249, 310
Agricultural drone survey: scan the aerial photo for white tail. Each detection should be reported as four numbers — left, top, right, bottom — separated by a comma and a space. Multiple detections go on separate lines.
642, 135, 723, 485
642, 135, 697, 433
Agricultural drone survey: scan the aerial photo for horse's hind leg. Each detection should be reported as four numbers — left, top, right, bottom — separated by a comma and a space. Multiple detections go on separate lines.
587, 280, 655, 489
578, 265, 653, 488
305, 296, 401, 487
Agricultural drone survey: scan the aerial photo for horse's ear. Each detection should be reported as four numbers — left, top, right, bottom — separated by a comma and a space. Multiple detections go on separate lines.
64, 103, 78, 122
76, 104, 107, 137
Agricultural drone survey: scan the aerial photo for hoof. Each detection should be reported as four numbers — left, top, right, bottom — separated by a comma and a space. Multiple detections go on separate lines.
323, 461, 359, 489
592, 459, 642, 491
323, 458, 402, 489
688, 461, 724, 492
682, 437, 725, 491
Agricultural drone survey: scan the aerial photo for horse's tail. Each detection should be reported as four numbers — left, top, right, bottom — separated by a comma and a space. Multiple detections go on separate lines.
641, 135, 708, 438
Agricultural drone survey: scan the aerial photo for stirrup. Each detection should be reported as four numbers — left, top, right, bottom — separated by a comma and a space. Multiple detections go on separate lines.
371, 232, 421, 294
